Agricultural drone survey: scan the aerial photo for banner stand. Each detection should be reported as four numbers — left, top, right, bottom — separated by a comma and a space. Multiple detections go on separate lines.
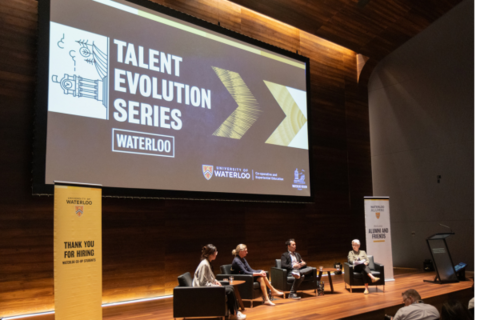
54, 182, 103, 320
364, 196, 394, 281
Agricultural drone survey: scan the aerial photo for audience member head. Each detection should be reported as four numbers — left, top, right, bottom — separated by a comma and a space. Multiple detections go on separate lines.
201, 244, 218, 262
232, 244, 247, 257
286, 239, 296, 252
441, 299, 473, 320
401, 289, 422, 306
352, 239, 361, 252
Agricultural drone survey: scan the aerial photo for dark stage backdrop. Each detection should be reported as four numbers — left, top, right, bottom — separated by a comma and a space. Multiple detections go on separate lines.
0, 0, 372, 317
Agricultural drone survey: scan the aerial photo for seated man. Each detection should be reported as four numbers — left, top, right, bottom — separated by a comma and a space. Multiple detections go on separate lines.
280, 238, 315, 300
387, 289, 440, 320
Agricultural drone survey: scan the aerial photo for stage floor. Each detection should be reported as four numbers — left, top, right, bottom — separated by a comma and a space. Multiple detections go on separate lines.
22, 269, 474, 320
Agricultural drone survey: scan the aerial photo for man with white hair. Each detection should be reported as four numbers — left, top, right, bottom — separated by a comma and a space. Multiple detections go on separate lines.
348, 239, 380, 294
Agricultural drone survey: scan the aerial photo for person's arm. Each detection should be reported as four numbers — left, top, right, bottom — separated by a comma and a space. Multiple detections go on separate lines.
196, 260, 218, 286
362, 251, 370, 265
297, 253, 306, 267
194, 261, 208, 286
347, 251, 354, 264
244, 259, 263, 275
280, 253, 292, 271
392, 307, 404, 320
244, 259, 266, 276
233, 257, 254, 275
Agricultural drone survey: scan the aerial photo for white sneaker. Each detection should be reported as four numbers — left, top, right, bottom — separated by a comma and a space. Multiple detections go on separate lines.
237, 311, 247, 320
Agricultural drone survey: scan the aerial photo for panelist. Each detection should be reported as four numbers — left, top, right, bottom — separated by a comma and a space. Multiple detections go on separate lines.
193, 244, 246, 320
231, 244, 283, 306
347, 239, 380, 294
280, 238, 315, 300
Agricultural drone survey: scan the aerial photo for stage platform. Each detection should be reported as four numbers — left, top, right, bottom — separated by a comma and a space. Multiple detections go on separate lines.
12, 269, 474, 320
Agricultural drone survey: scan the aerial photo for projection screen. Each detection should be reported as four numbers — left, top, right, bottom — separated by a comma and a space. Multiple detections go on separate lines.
33, 0, 312, 202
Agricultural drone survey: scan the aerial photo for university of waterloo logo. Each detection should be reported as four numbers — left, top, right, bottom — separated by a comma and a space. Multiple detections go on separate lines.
375, 212, 380, 219
202, 165, 213, 180
75, 206, 84, 217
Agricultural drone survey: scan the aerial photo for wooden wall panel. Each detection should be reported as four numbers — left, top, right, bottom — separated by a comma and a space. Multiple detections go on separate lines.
230, 0, 462, 60
0, 0, 373, 317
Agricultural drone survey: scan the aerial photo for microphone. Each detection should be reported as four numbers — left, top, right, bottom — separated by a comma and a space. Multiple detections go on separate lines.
438, 223, 453, 233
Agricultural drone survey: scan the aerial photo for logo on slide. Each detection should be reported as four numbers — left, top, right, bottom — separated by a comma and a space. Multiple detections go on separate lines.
49, 22, 109, 120
375, 212, 381, 219
292, 168, 307, 191
203, 165, 214, 180
75, 206, 84, 217
293, 168, 305, 185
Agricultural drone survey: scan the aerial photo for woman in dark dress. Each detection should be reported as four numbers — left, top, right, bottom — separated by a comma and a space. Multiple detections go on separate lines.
231, 244, 283, 306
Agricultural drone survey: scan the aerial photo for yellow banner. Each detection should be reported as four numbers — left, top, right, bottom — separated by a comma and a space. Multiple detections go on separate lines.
54, 185, 102, 320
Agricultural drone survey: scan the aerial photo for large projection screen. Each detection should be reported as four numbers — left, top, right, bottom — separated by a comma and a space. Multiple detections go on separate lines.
33, 0, 312, 202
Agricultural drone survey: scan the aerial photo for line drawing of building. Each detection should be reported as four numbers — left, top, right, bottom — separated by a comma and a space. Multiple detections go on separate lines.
52, 39, 109, 108
52, 74, 108, 107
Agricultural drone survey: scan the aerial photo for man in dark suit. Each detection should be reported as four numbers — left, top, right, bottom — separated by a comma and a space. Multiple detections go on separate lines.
281, 239, 315, 299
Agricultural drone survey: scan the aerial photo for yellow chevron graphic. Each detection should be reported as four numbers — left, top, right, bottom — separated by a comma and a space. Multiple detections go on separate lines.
264, 81, 307, 147
212, 67, 262, 139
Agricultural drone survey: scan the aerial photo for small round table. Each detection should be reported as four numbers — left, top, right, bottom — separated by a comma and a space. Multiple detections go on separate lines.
227, 280, 246, 311
318, 267, 339, 293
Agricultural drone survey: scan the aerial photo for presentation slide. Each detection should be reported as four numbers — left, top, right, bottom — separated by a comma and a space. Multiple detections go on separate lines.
43, 0, 311, 197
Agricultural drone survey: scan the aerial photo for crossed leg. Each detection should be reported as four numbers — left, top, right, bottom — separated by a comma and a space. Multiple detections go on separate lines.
257, 276, 283, 305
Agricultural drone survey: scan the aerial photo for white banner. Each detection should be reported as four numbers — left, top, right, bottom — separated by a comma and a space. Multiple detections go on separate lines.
364, 196, 394, 281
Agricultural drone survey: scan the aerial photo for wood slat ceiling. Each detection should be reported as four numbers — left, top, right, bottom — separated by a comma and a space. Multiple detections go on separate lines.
228, 0, 463, 60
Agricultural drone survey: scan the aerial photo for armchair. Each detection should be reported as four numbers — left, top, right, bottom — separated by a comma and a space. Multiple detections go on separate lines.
270, 259, 318, 298
216, 264, 266, 307
344, 255, 385, 292
173, 272, 228, 319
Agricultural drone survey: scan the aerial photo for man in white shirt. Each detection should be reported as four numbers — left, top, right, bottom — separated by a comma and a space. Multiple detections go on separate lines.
280, 239, 316, 299
388, 289, 440, 320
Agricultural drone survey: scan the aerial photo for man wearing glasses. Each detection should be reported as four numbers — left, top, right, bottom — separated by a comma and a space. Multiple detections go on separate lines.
386, 289, 440, 320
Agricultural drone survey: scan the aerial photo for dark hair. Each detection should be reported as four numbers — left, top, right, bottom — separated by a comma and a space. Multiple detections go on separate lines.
441, 300, 473, 320
401, 289, 421, 302
200, 244, 217, 261
285, 239, 295, 248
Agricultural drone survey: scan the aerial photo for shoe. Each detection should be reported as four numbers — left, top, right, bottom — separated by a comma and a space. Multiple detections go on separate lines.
272, 290, 284, 296
264, 300, 275, 306
237, 311, 247, 320
364, 288, 369, 295
289, 293, 301, 300
372, 277, 380, 283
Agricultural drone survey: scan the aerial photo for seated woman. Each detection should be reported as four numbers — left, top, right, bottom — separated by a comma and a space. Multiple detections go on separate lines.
193, 244, 246, 320
348, 239, 380, 294
231, 244, 283, 306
